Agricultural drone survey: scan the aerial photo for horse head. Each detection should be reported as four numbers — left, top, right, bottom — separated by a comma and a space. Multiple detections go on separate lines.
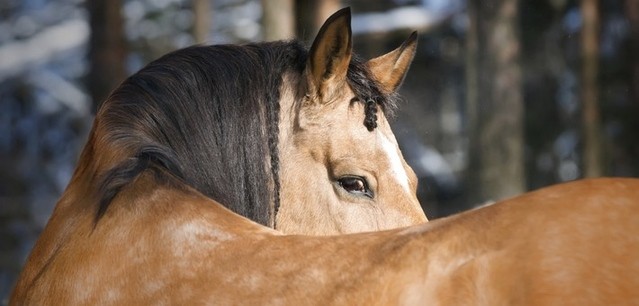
41, 8, 425, 239
277, 8, 427, 234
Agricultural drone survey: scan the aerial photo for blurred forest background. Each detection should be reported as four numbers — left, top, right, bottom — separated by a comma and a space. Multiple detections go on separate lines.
1, 0, 638, 301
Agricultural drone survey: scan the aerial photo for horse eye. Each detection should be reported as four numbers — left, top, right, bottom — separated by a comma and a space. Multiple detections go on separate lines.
338, 177, 373, 198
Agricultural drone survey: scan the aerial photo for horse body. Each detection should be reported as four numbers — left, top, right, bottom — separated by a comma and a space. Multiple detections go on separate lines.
13, 167, 639, 304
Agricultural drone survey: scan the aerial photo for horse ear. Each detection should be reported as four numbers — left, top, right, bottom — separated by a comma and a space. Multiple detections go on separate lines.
307, 7, 352, 100
367, 31, 418, 93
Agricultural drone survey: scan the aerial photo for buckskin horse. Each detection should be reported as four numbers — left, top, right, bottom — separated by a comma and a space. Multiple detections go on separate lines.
22, 8, 427, 237
11, 8, 639, 305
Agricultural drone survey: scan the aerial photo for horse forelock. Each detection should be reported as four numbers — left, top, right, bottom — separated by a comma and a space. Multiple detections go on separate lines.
346, 56, 399, 131
93, 41, 307, 227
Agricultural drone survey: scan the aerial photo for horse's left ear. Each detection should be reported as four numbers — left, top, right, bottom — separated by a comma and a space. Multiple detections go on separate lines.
307, 7, 353, 100
367, 31, 418, 93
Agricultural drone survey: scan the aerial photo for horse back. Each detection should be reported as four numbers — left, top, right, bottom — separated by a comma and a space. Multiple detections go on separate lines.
405, 177, 639, 305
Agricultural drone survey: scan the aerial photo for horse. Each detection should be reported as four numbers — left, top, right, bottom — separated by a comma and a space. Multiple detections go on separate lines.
11, 6, 425, 302
26, 7, 427, 238
11, 8, 639, 305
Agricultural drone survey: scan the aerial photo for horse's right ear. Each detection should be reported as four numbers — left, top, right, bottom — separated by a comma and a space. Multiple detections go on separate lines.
306, 7, 352, 101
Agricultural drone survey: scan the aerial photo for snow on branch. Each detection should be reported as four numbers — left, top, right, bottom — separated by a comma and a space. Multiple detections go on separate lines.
0, 19, 89, 81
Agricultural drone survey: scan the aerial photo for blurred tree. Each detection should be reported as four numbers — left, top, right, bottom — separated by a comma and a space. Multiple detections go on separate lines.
626, 0, 639, 113
581, 0, 604, 177
295, 0, 341, 41
87, 0, 127, 113
193, 0, 211, 43
519, 1, 572, 188
465, 0, 479, 203
261, 0, 295, 40
466, 0, 525, 202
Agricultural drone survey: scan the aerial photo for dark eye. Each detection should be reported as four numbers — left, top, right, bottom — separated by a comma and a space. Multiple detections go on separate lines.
338, 176, 373, 198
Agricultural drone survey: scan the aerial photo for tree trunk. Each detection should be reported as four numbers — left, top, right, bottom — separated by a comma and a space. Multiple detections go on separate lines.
193, 0, 211, 44
580, 0, 604, 177
625, 0, 639, 125
466, 0, 525, 202
465, 0, 481, 204
87, 0, 127, 113
261, 0, 295, 41
294, 0, 341, 41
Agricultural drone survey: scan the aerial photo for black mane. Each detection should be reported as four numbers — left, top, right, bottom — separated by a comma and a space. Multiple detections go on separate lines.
95, 40, 396, 227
